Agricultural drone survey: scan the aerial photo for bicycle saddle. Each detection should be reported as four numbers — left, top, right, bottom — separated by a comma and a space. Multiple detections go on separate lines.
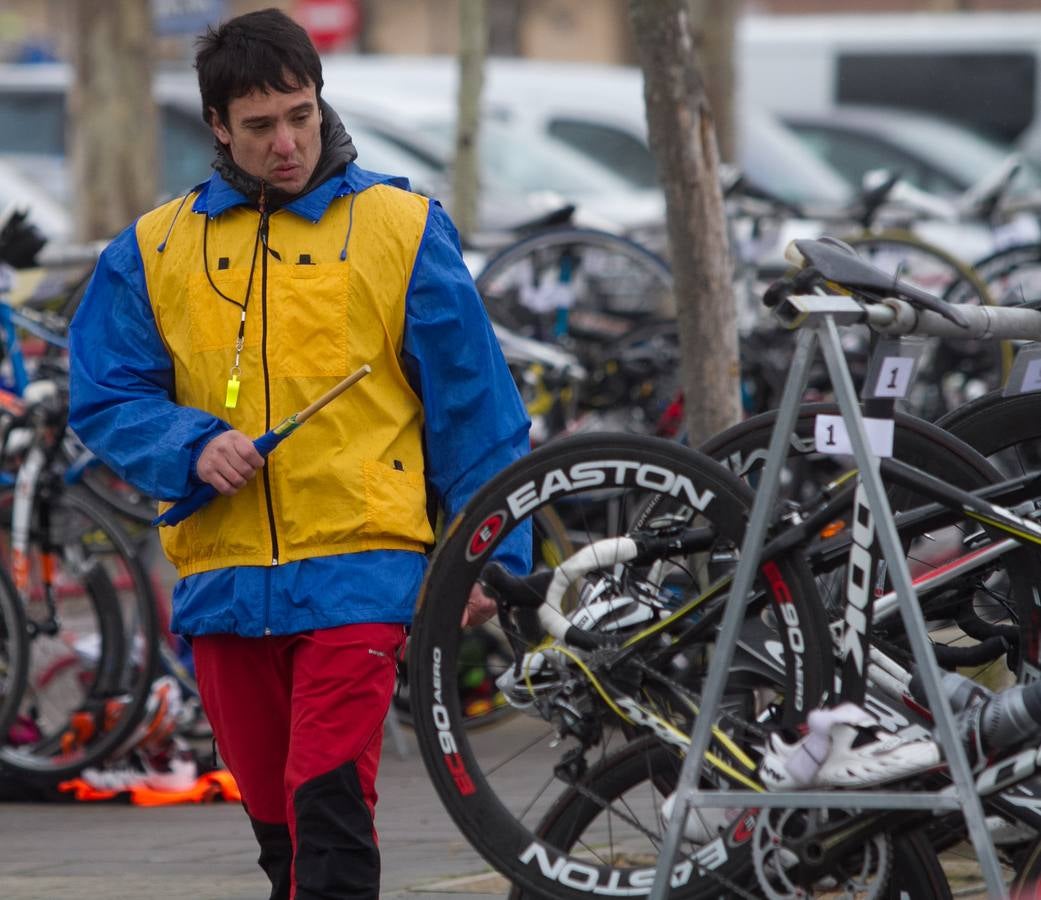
793, 237, 968, 328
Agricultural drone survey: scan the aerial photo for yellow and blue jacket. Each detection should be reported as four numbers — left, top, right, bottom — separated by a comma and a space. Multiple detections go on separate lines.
69, 164, 530, 636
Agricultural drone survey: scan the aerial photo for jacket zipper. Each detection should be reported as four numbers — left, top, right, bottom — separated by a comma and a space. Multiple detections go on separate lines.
258, 196, 279, 634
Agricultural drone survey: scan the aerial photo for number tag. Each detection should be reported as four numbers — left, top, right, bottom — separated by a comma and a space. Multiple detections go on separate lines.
814, 415, 895, 458
1003, 343, 1041, 396
862, 338, 923, 399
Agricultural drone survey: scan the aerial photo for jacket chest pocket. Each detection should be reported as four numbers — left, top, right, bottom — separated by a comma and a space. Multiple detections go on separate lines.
185, 269, 262, 355
266, 263, 351, 379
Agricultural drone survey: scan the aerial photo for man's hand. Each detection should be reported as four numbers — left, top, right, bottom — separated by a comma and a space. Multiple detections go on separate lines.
461, 583, 498, 629
196, 430, 265, 495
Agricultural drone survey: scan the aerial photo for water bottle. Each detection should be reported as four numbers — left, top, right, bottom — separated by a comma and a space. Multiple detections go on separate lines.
910, 670, 1041, 763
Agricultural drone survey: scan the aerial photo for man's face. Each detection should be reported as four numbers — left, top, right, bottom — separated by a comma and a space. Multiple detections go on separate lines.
210, 78, 322, 195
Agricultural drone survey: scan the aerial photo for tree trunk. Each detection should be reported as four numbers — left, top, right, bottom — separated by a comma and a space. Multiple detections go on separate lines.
454, 0, 487, 241
69, 0, 157, 242
628, 0, 740, 446
687, 0, 737, 164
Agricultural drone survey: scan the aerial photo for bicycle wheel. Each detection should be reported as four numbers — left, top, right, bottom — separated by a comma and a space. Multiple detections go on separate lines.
949, 241, 1041, 308
700, 403, 1041, 690
508, 734, 954, 900
935, 388, 1041, 478
409, 433, 831, 899
1009, 833, 1041, 896
0, 485, 160, 780
393, 504, 573, 731
934, 389, 1041, 685
576, 317, 684, 435
843, 230, 1008, 419
474, 227, 673, 360
0, 560, 27, 746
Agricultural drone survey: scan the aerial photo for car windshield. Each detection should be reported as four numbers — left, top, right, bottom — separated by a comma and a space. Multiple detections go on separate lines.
349, 121, 445, 194
416, 117, 641, 200
878, 113, 1041, 193
2, 154, 69, 206
740, 109, 854, 206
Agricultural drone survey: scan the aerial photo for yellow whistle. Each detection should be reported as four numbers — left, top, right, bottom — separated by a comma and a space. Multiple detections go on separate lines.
225, 375, 241, 409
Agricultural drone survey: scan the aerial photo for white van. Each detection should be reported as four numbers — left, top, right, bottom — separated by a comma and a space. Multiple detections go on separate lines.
738, 12, 1041, 144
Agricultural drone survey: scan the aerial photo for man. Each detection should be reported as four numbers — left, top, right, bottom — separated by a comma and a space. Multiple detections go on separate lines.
68, 8, 530, 899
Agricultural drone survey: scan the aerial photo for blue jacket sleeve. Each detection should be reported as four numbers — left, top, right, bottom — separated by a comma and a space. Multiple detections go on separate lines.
68, 225, 230, 501
403, 202, 532, 574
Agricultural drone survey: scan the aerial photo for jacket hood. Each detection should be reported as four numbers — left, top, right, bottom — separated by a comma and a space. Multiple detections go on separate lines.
212, 99, 358, 210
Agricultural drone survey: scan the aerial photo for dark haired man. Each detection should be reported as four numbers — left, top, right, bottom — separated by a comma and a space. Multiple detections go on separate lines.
68, 8, 529, 899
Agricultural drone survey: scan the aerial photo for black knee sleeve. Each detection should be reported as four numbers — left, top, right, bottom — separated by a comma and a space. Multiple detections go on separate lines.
293, 759, 379, 900
248, 815, 293, 900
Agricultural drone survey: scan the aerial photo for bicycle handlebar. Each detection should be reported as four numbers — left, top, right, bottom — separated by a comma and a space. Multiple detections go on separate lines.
770, 236, 1041, 340
482, 525, 717, 650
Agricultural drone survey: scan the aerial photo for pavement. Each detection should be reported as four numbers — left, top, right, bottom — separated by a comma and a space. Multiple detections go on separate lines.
0, 716, 513, 900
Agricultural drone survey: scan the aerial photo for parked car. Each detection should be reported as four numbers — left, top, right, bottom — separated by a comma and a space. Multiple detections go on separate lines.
317, 54, 855, 208
0, 154, 71, 241
781, 104, 1039, 198
738, 11, 1041, 146
0, 63, 215, 203
0, 62, 661, 240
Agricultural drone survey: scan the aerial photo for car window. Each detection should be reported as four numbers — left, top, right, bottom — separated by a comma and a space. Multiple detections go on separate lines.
740, 110, 854, 206
416, 118, 638, 200
547, 118, 659, 189
0, 91, 64, 155
874, 114, 1039, 193
159, 105, 215, 198
0, 84, 217, 201
350, 122, 447, 196
791, 124, 959, 195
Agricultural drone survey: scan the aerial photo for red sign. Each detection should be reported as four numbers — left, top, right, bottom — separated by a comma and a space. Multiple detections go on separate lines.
294, 0, 362, 52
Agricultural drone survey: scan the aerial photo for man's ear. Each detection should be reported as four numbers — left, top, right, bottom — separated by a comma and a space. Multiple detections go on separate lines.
209, 107, 231, 145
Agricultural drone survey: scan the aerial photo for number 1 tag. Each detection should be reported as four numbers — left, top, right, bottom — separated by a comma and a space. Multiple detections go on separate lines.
862, 338, 924, 399
815, 415, 895, 458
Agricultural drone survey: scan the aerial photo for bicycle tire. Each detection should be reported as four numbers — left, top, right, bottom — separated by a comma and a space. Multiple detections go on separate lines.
392, 504, 573, 731
844, 230, 993, 306
474, 226, 673, 357
0, 557, 27, 746
949, 240, 1041, 308
1008, 833, 1041, 895
699, 402, 1041, 687
935, 387, 1041, 476
409, 432, 831, 899
0, 485, 160, 781
508, 734, 954, 900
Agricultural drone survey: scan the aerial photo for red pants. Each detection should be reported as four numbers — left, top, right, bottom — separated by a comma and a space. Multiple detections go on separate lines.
193, 623, 406, 899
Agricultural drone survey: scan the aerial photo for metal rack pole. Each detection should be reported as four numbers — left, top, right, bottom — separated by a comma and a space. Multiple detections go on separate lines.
649, 327, 818, 899
816, 315, 1005, 897
649, 314, 1007, 899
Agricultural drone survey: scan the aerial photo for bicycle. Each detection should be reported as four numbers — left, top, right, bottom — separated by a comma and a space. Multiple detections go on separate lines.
406, 235, 1041, 897
0, 278, 161, 781
0, 374, 161, 781
474, 223, 674, 355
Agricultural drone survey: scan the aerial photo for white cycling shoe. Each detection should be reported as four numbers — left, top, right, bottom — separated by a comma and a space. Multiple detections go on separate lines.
759, 702, 941, 790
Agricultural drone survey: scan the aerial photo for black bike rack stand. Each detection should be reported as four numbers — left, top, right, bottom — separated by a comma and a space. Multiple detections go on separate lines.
649, 302, 1007, 899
